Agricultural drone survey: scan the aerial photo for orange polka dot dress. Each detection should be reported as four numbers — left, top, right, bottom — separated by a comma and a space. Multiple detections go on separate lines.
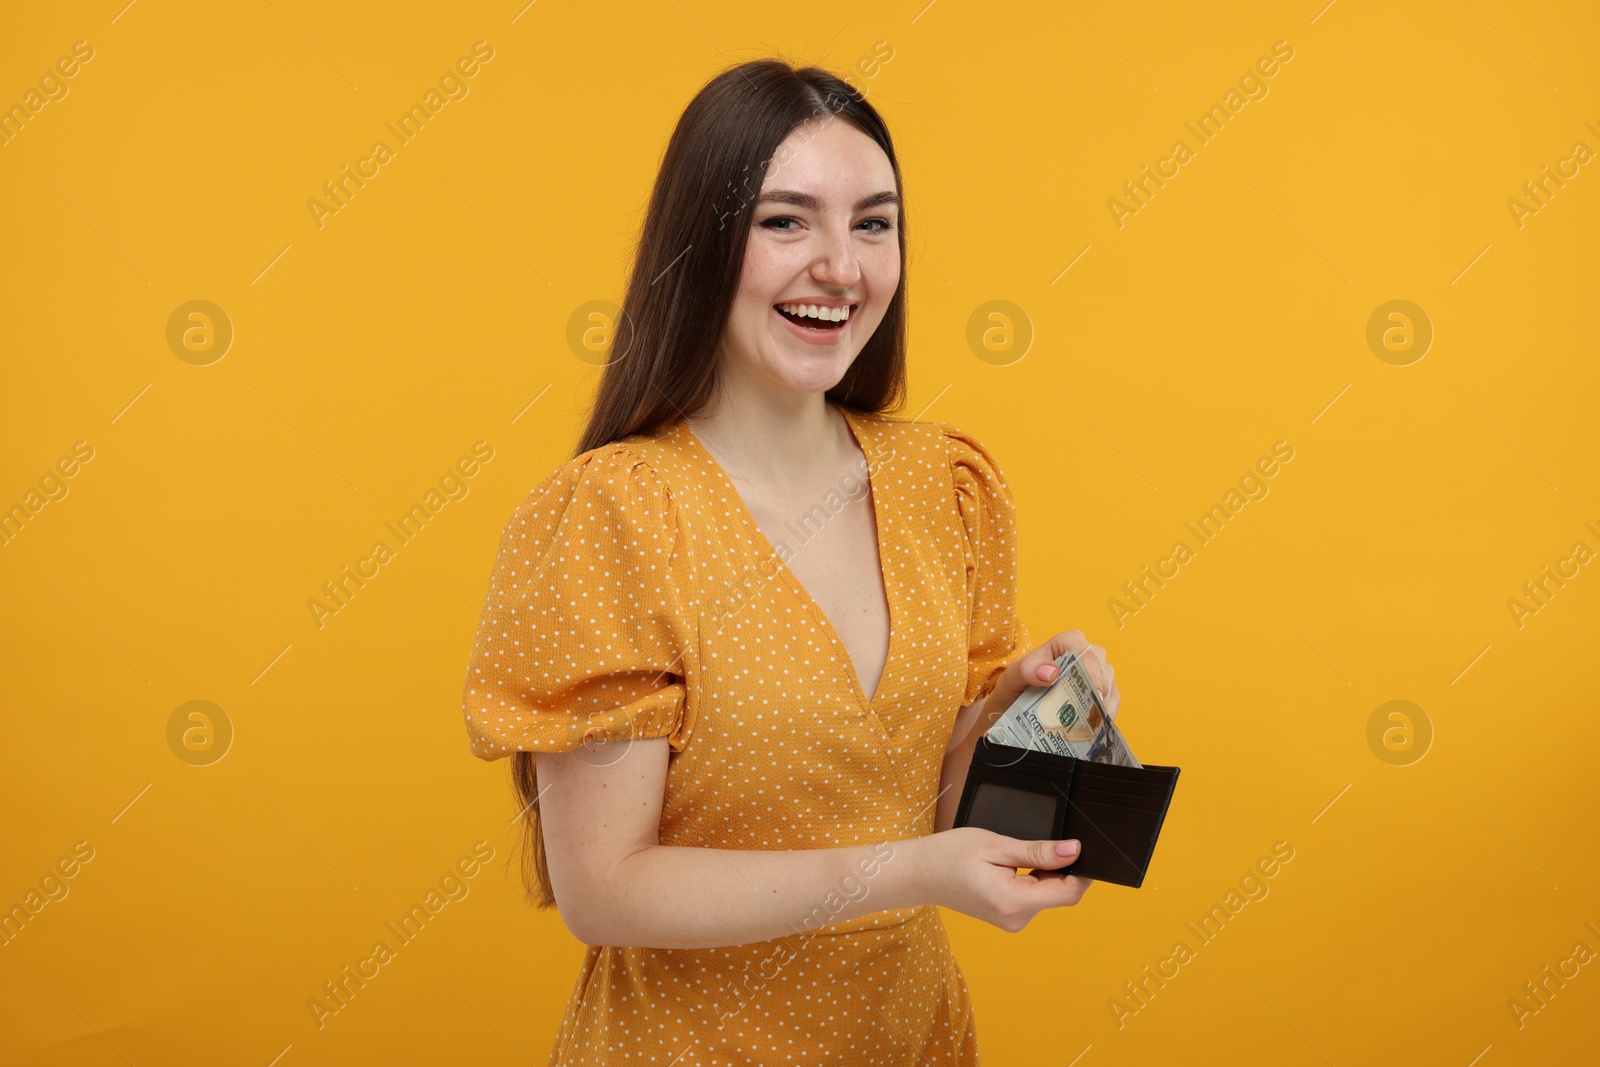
461, 406, 1033, 1065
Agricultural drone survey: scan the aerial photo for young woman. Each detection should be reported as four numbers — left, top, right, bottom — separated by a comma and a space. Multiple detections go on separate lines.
461, 58, 1121, 1064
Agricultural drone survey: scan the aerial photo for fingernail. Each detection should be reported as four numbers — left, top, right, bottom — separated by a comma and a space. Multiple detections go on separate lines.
1055, 840, 1080, 857
1040, 665, 1057, 680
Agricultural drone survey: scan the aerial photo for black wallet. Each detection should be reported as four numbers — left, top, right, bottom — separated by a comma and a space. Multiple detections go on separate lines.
953, 735, 1180, 888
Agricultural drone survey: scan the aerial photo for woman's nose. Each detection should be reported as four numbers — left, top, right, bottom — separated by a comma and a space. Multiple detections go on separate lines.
811, 227, 862, 288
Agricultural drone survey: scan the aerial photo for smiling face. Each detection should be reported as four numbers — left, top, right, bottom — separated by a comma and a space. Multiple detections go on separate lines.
715, 115, 902, 401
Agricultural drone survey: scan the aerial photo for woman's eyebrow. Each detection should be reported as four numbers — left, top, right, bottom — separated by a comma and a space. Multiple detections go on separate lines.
755, 189, 900, 211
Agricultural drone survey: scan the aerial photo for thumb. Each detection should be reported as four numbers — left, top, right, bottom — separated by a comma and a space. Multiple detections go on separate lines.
992, 652, 1056, 710
999, 837, 1080, 872
986, 653, 1060, 718
988, 631, 1091, 716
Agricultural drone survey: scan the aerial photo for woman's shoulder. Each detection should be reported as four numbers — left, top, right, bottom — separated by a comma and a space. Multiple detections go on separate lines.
846, 408, 1009, 477
545, 433, 664, 484
502, 432, 684, 543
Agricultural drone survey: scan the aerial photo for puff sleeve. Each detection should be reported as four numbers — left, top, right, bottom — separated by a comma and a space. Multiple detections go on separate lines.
945, 424, 1034, 707
460, 444, 697, 759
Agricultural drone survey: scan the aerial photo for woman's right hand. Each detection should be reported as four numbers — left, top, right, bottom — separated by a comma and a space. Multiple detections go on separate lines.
915, 827, 1093, 932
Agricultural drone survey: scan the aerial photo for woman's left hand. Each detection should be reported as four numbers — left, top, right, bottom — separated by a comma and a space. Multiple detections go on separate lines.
988, 630, 1119, 721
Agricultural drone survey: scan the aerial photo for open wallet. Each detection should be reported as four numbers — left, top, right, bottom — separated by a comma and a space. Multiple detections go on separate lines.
953, 734, 1181, 889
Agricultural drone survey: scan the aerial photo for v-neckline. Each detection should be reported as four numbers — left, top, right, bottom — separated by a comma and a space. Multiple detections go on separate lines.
677, 406, 897, 714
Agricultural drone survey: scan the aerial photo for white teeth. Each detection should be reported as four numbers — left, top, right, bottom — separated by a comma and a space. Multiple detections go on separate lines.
779, 303, 852, 322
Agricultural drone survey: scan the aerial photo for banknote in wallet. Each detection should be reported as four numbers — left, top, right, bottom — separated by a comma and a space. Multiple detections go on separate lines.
985, 648, 1142, 768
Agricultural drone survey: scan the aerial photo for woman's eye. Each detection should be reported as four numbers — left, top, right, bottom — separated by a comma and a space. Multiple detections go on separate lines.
758, 216, 894, 233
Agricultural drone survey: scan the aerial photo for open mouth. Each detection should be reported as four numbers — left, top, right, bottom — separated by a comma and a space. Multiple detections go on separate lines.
774, 303, 854, 332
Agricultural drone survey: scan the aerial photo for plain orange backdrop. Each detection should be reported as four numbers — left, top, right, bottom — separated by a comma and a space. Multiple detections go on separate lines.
2, 1, 1596, 1064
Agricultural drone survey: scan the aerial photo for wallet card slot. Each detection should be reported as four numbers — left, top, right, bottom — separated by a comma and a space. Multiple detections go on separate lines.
1070, 774, 1167, 801
1074, 771, 1171, 800
1077, 762, 1177, 786
1072, 786, 1166, 813
1066, 798, 1164, 844
1062, 799, 1164, 886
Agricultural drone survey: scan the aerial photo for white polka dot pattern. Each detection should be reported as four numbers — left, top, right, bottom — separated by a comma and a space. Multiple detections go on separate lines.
460, 408, 1032, 1064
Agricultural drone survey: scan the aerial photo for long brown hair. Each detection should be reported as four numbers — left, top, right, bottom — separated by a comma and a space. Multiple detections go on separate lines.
511, 58, 910, 908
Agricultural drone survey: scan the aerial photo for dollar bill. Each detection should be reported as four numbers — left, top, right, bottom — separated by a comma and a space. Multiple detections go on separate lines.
985, 648, 1142, 768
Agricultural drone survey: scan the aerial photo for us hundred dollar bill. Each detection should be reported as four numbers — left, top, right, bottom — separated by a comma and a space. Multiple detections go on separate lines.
986, 648, 1142, 768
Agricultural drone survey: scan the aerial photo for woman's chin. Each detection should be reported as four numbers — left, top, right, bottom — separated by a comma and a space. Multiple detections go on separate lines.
774, 352, 858, 394
719, 332, 863, 397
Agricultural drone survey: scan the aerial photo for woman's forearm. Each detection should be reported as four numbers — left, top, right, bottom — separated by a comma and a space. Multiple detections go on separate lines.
566, 836, 927, 949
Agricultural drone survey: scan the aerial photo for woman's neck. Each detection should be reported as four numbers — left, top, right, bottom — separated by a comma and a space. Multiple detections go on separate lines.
685, 372, 854, 498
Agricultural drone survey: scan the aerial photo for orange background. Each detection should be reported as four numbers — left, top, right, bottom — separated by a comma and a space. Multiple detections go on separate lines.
3, 1, 1597, 1063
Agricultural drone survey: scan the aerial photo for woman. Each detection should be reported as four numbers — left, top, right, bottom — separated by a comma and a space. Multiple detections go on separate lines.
461, 58, 1121, 1064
